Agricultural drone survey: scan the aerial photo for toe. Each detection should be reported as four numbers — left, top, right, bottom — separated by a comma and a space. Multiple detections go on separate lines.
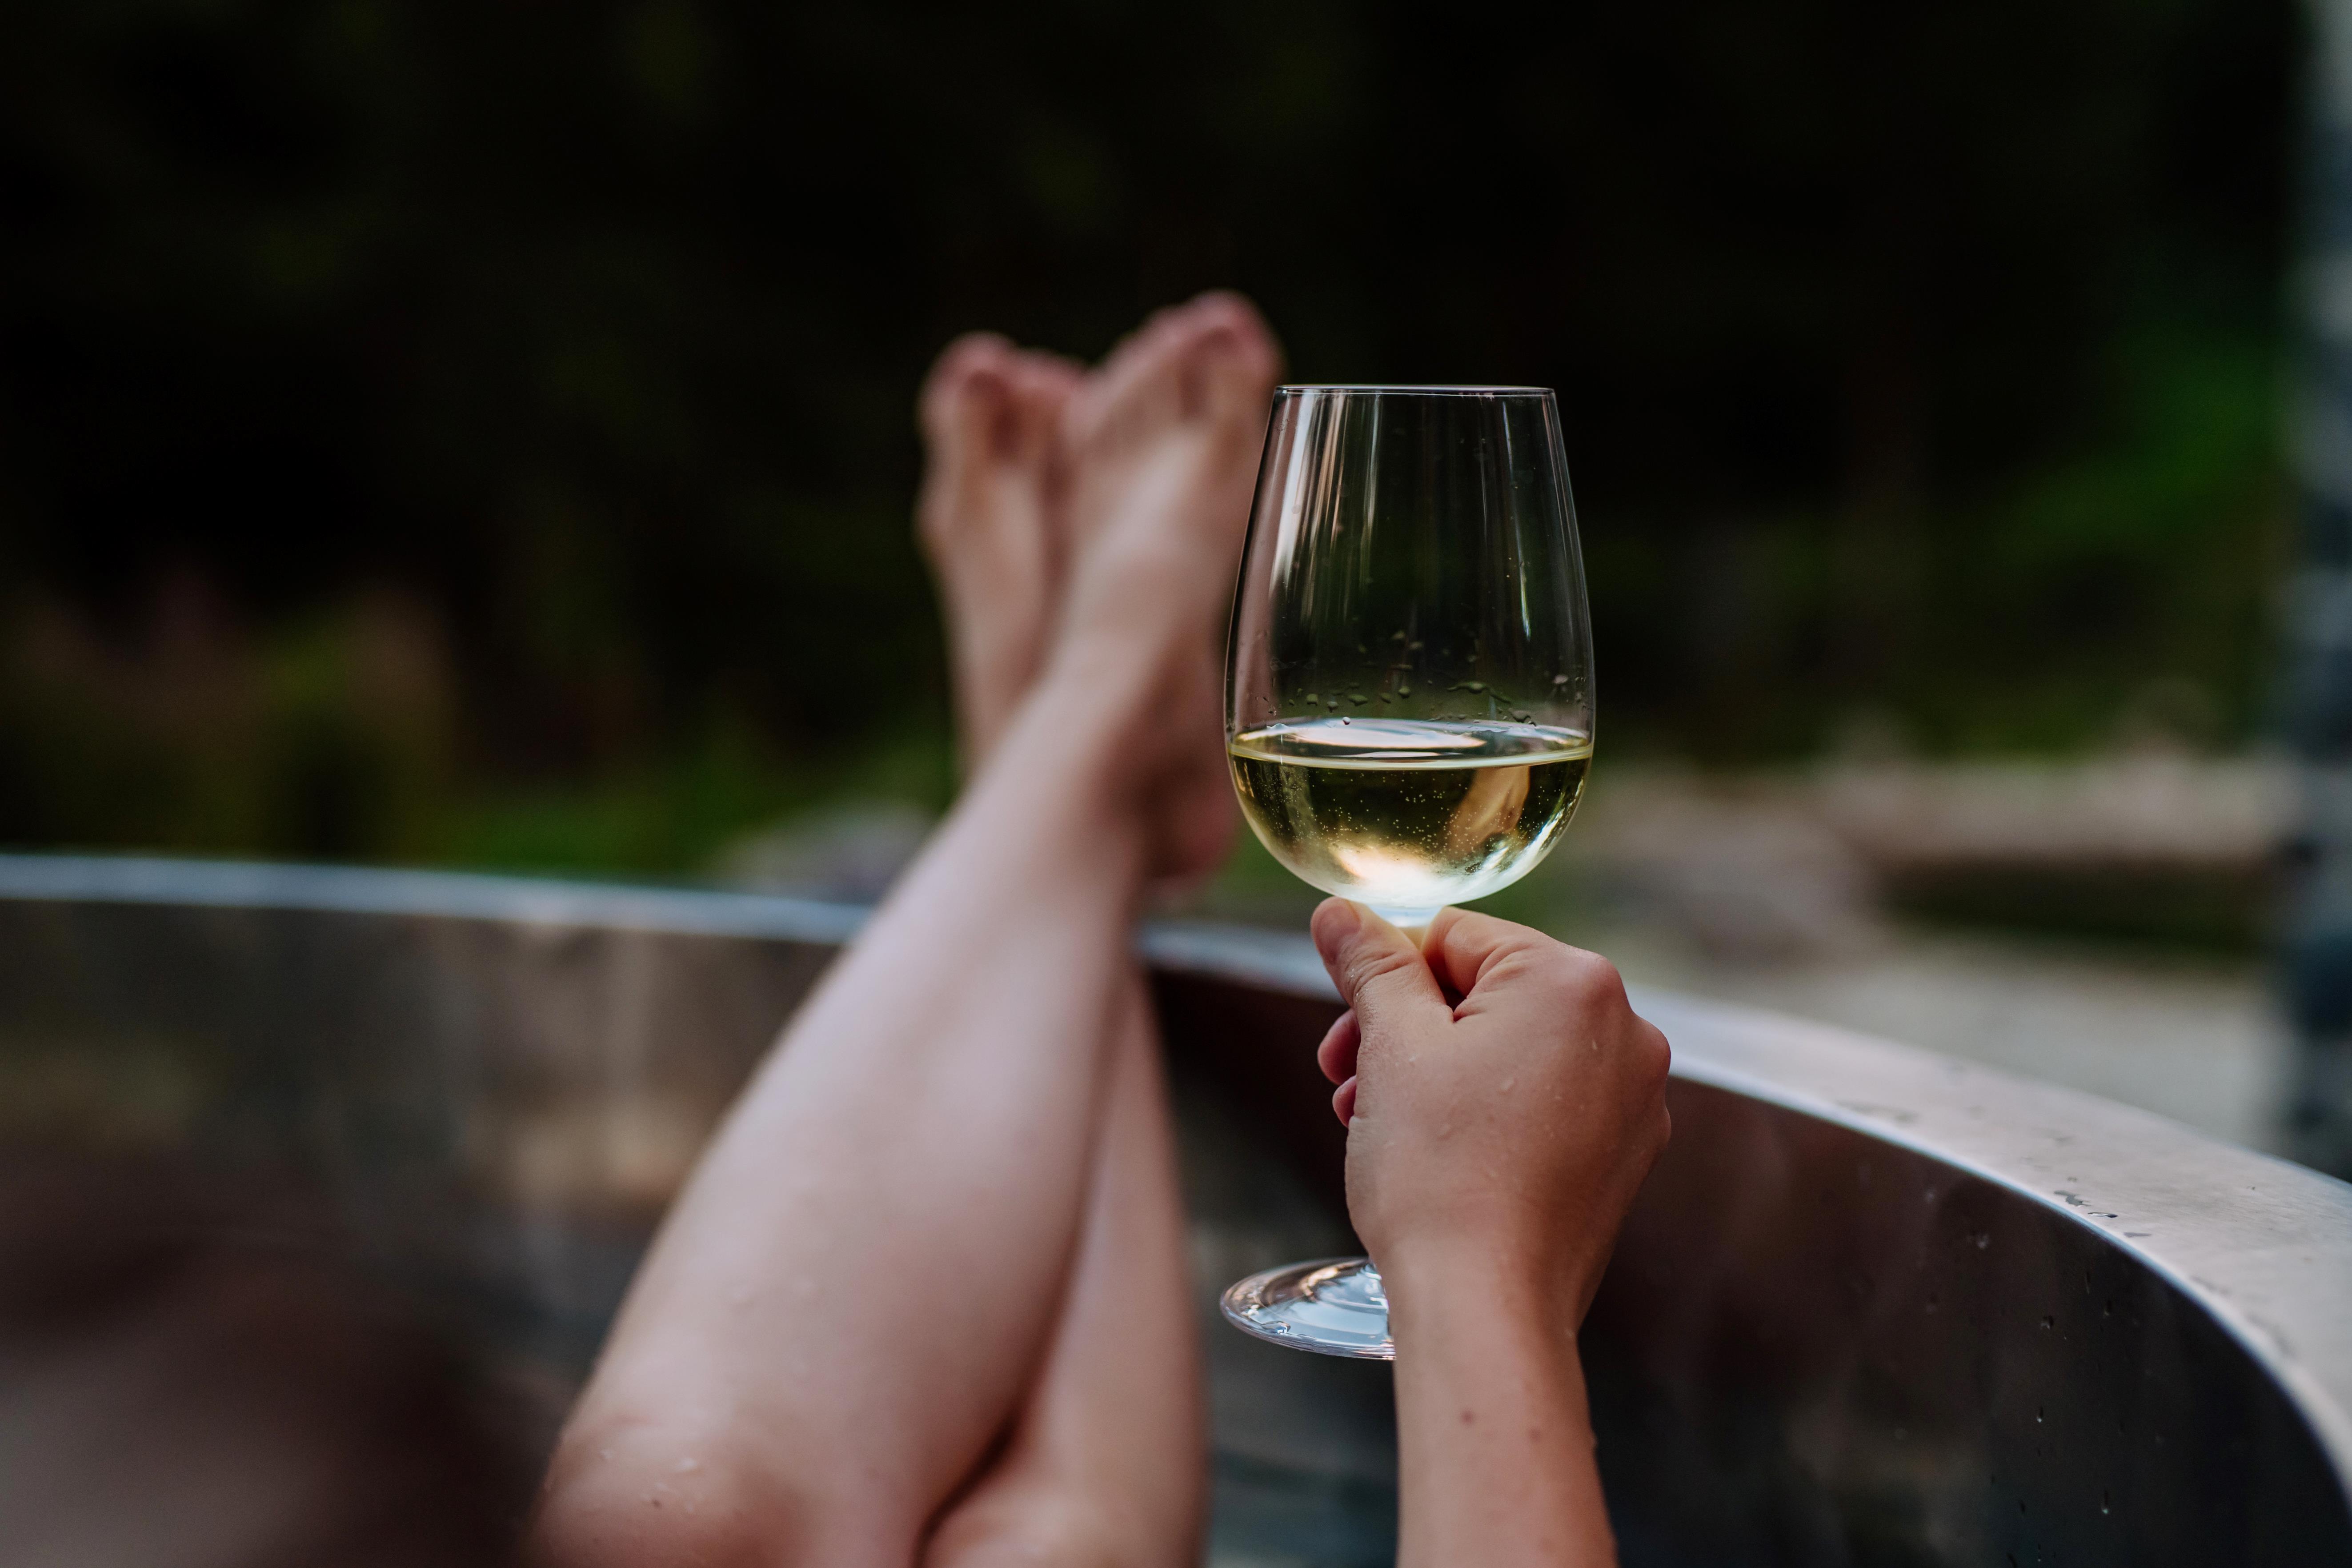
1182, 295, 1282, 427
917, 341, 1023, 557
919, 332, 1016, 444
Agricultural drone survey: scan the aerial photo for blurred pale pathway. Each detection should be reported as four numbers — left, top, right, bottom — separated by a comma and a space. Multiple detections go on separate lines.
1588, 922, 2287, 1153
1537, 757, 2292, 1154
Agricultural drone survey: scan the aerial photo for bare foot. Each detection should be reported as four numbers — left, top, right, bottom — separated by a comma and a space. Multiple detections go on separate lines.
1054, 293, 1282, 882
918, 334, 1083, 769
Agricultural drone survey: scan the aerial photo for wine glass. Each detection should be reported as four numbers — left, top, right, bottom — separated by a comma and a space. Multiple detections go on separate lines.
1218, 385, 1594, 1359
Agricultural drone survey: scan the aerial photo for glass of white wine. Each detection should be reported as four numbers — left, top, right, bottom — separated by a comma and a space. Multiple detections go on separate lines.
1218, 385, 1593, 1359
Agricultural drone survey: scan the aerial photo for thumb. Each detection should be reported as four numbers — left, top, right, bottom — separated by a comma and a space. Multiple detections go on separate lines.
1310, 899, 1448, 1034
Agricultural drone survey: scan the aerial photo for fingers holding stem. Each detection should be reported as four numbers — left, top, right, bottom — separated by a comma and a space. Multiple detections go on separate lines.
1316, 1008, 1361, 1126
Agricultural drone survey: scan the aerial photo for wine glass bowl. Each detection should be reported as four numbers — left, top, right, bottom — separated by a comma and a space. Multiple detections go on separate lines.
1224, 385, 1594, 930
1218, 385, 1595, 1359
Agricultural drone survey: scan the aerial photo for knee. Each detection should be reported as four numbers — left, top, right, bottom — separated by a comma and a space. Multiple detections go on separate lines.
531, 1461, 789, 1568
532, 1427, 875, 1568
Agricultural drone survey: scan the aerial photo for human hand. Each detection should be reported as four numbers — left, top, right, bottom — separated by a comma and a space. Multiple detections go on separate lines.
1310, 900, 1671, 1319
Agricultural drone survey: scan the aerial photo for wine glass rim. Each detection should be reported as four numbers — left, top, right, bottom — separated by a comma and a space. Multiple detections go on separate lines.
1277, 383, 1553, 396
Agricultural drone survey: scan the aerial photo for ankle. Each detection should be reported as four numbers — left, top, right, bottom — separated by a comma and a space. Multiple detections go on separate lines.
966, 657, 1151, 827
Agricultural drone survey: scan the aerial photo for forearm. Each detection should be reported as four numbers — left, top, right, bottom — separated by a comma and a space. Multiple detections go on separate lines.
1385, 1247, 1617, 1568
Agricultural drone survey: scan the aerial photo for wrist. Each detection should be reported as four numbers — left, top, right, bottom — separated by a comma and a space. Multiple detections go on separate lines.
1376, 1234, 1579, 1354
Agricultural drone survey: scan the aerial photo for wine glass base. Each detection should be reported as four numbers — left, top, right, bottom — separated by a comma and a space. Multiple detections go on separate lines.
1220, 1256, 1394, 1359
1368, 904, 1442, 932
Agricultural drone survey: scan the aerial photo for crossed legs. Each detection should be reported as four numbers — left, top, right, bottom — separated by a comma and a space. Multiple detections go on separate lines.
532, 297, 1280, 1568
915, 329, 1222, 1567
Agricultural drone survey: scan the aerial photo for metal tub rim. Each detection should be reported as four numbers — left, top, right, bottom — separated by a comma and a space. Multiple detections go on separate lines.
2, 850, 2348, 1517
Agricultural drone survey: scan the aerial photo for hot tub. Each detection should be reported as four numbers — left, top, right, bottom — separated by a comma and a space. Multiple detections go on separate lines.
0, 854, 2345, 1566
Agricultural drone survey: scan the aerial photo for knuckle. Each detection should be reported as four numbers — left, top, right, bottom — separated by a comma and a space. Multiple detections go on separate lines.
1537, 944, 1624, 1008
1634, 1022, 1672, 1087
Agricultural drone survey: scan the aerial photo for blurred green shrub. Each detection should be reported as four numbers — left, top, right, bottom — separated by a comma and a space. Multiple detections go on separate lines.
0, 0, 2299, 869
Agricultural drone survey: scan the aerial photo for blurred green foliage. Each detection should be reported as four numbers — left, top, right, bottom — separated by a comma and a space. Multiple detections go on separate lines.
0, 0, 2299, 870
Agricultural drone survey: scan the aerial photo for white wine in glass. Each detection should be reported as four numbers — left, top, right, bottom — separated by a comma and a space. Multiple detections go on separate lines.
1219, 385, 1594, 1358
1229, 717, 1592, 929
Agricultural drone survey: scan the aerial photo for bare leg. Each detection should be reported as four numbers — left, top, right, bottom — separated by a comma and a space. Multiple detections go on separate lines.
532, 298, 1274, 1568
922, 296, 1278, 1568
917, 303, 1289, 1568
922, 983, 1202, 1568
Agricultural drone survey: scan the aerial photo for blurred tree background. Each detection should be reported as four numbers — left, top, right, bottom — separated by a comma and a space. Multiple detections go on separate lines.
0, 0, 2301, 872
